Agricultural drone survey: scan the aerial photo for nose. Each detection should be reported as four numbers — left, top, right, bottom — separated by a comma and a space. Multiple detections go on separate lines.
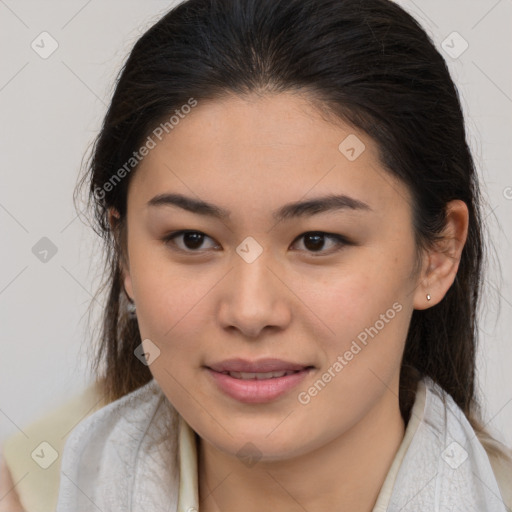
218, 250, 291, 339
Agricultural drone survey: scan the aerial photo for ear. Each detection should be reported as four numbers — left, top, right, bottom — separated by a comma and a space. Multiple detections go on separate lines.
108, 207, 134, 302
413, 200, 469, 310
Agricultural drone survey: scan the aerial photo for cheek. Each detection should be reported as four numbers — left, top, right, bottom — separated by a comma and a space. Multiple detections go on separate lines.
128, 247, 211, 346
302, 262, 403, 339
300, 250, 414, 385
131, 260, 211, 402
294, 264, 410, 422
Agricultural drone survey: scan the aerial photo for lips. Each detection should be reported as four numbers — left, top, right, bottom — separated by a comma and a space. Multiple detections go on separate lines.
206, 357, 312, 373
206, 365, 313, 403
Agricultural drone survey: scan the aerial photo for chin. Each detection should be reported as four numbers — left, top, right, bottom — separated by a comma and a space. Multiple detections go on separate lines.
204, 428, 310, 463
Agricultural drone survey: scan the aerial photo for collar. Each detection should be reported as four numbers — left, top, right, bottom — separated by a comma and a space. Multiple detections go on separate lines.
177, 413, 199, 512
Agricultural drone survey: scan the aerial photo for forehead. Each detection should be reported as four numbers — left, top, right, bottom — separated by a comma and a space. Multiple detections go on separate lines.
128, 92, 412, 219
149, 92, 372, 161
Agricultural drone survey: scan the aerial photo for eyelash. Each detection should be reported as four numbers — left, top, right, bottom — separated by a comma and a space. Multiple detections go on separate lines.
161, 230, 351, 256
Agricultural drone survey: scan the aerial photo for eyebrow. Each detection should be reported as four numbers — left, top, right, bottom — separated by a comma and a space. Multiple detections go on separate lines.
147, 192, 372, 221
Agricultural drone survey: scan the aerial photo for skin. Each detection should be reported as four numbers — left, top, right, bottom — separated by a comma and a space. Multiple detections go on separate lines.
110, 91, 468, 511
0, 453, 25, 512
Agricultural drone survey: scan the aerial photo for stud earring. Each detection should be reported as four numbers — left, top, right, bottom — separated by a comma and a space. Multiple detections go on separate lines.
426, 293, 431, 301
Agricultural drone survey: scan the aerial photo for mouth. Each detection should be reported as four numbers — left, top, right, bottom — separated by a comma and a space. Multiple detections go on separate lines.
215, 369, 306, 380
204, 361, 315, 403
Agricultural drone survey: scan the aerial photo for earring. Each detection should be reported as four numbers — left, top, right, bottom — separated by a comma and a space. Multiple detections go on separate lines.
127, 300, 137, 318
426, 293, 431, 301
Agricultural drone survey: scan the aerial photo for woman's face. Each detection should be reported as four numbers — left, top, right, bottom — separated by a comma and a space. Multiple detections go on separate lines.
120, 92, 425, 460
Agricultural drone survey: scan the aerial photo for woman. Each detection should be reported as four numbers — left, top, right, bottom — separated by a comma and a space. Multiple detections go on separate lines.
36, 0, 512, 510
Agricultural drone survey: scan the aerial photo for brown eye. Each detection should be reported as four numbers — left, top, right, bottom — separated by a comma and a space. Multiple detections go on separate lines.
303, 233, 326, 251
162, 230, 219, 252
291, 231, 350, 255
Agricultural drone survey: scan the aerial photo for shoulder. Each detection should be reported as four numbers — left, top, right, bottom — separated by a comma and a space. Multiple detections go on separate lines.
1, 380, 107, 512
56, 378, 180, 511
423, 377, 512, 510
58, 378, 175, 472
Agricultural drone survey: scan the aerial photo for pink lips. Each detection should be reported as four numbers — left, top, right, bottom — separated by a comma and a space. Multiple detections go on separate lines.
205, 358, 313, 403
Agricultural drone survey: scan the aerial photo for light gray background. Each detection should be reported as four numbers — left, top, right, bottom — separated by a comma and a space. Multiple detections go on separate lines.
1, 0, 511, 450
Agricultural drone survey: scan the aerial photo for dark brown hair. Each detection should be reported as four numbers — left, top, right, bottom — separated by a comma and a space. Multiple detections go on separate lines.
75, 0, 510, 461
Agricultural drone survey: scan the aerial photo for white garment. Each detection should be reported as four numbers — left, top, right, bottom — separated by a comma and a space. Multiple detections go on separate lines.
55, 376, 508, 511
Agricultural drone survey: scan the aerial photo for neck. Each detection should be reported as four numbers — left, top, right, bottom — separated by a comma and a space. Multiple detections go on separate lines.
198, 379, 406, 512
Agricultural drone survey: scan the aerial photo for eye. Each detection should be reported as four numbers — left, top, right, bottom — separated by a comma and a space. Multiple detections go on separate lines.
161, 230, 350, 255
290, 231, 350, 256
162, 230, 220, 252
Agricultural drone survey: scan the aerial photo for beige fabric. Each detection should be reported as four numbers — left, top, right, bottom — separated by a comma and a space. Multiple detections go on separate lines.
2, 380, 511, 511
177, 414, 200, 512
1, 382, 106, 512
371, 379, 427, 511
